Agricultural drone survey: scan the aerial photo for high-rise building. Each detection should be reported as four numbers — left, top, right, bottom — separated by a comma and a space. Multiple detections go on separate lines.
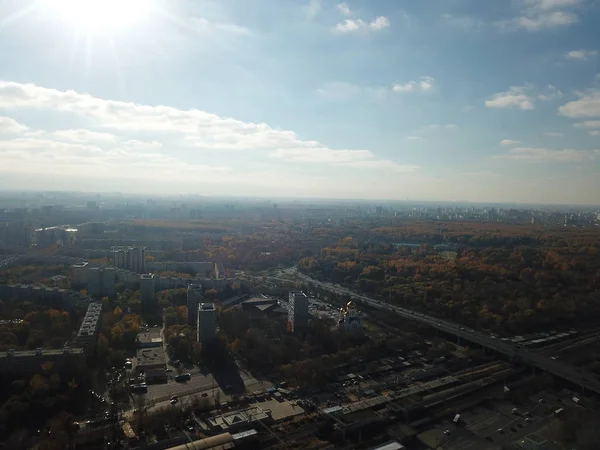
287, 291, 309, 333
187, 284, 203, 326
197, 303, 217, 343
112, 246, 146, 273
87, 267, 115, 298
71, 262, 89, 288
140, 273, 156, 308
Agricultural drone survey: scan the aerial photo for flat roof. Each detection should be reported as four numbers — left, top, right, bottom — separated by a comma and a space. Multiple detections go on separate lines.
0, 348, 84, 357
371, 442, 404, 450
136, 347, 166, 367
199, 303, 215, 310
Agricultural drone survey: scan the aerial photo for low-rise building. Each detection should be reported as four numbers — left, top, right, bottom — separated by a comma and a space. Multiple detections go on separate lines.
136, 347, 166, 372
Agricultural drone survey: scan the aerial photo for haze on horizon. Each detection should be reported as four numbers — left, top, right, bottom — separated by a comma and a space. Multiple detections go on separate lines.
1, 0, 600, 204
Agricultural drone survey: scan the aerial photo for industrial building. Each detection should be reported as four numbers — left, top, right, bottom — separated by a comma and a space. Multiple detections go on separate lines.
197, 303, 217, 343
87, 266, 116, 298
287, 291, 309, 333
139, 273, 156, 307
187, 283, 203, 326
112, 246, 146, 273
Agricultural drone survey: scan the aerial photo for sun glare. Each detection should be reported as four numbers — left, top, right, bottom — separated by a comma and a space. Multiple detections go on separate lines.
49, 0, 150, 31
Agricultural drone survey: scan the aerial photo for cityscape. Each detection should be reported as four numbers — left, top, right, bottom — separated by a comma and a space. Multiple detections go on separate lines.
2, 0, 600, 449
0, 192, 599, 450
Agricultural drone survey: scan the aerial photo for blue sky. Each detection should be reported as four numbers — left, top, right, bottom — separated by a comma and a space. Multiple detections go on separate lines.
0, 0, 599, 204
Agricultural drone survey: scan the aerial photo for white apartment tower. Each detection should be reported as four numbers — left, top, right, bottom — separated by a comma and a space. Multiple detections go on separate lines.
140, 273, 156, 307
197, 303, 217, 343
187, 284, 203, 326
287, 291, 309, 333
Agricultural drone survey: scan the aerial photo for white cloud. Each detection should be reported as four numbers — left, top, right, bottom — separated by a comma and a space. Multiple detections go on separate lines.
523, 0, 580, 10
559, 90, 600, 118
0, 81, 410, 181
537, 84, 563, 102
566, 49, 598, 61
334, 16, 390, 33
573, 120, 600, 129
544, 132, 564, 137
392, 76, 435, 93
441, 14, 485, 31
407, 136, 421, 141
589, 131, 600, 136
306, 0, 321, 18
338, 160, 420, 172
485, 86, 535, 110
0, 116, 28, 133
316, 82, 388, 101
500, 139, 522, 146
498, 0, 580, 31
336, 2, 352, 16
496, 146, 598, 162
269, 147, 372, 163
26, 128, 117, 143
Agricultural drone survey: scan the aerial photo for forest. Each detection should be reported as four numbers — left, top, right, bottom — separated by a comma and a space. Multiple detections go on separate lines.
298, 222, 600, 334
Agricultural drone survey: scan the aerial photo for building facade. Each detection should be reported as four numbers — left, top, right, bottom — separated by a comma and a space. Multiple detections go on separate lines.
71, 261, 89, 288
197, 303, 217, 343
87, 266, 116, 298
287, 291, 309, 333
187, 284, 203, 326
140, 273, 156, 307
112, 246, 146, 273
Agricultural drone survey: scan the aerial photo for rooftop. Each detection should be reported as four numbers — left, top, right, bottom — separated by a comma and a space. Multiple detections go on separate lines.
136, 347, 166, 367
199, 303, 215, 311
140, 273, 155, 280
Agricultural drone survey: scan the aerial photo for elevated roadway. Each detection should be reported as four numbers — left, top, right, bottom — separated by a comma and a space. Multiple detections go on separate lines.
295, 270, 600, 396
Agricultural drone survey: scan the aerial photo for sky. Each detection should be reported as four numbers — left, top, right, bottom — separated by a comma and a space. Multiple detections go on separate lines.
0, 0, 599, 204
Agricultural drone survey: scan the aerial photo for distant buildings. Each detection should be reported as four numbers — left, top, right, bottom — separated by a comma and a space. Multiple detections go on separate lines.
87, 266, 116, 298
139, 273, 156, 307
112, 246, 146, 273
287, 291, 309, 333
187, 284, 203, 326
197, 303, 217, 343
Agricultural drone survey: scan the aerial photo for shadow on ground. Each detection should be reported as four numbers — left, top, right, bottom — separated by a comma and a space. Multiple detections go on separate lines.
202, 340, 245, 396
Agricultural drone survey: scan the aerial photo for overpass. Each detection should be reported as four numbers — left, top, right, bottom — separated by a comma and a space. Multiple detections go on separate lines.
295, 271, 600, 397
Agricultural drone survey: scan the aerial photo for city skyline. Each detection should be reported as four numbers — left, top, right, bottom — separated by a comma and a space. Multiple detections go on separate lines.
1, 0, 600, 203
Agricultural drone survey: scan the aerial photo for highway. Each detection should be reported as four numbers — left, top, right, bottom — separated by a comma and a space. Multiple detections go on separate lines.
293, 270, 600, 397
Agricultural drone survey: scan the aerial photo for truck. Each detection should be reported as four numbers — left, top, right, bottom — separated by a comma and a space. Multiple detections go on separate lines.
130, 383, 147, 394
175, 373, 191, 382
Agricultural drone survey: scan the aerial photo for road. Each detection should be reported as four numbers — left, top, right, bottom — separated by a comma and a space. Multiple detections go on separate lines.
293, 269, 600, 396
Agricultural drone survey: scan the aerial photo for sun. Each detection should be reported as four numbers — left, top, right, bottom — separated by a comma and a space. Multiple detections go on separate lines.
48, 0, 151, 31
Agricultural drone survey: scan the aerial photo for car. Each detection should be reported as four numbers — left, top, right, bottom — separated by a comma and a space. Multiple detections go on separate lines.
444, 429, 451, 435
170, 398, 178, 405
166, 368, 173, 372
170, 395, 178, 401
525, 417, 532, 423
497, 428, 504, 434
201, 392, 209, 398
538, 398, 544, 403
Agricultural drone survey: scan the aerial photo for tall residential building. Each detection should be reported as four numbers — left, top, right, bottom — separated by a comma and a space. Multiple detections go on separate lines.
140, 273, 156, 308
112, 246, 146, 273
287, 291, 309, 333
197, 303, 217, 343
187, 284, 203, 326
87, 267, 116, 299
71, 261, 89, 288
